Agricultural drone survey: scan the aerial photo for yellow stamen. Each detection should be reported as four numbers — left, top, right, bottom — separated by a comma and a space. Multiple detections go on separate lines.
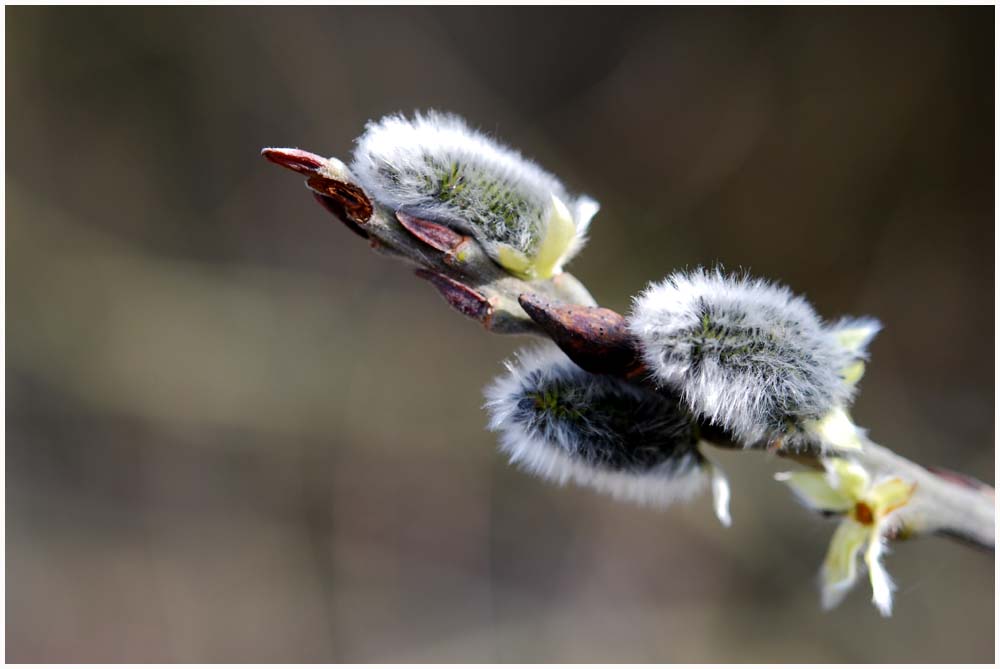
853, 501, 874, 525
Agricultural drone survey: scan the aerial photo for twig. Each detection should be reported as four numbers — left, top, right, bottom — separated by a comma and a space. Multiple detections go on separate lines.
262, 148, 597, 335
262, 146, 995, 553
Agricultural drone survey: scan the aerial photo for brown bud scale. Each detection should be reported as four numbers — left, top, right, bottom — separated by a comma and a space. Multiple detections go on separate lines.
517, 293, 642, 376
415, 269, 493, 325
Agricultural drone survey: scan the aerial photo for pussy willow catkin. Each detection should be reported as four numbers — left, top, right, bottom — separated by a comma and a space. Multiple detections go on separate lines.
629, 269, 880, 450
351, 111, 599, 279
484, 344, 723, 512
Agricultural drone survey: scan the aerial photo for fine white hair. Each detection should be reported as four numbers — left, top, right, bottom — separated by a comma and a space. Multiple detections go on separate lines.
628, 269, 880, 448
483, 343, 713, 509
350, 111, 597, 266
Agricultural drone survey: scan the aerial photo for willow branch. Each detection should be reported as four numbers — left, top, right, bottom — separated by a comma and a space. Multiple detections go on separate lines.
852, 442, 994, 550
262, 146, 995, 553
262, 148, 596, 335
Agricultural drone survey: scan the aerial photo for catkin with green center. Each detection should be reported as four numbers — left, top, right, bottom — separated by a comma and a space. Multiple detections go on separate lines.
484, 344, 729, 517
350, 111, 598, 279
629, 269, 880, 451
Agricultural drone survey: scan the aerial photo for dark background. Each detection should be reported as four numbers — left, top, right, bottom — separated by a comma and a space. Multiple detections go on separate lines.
6, 6, 994, 662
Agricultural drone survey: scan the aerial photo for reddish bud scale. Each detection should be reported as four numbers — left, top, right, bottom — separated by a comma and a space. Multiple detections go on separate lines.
261, 147, 374, 225
415, 269, 493, 325
395, 211, 466, 253
261, 147, 325, 174
517, 294, 642, 377
312, 193, 369, 240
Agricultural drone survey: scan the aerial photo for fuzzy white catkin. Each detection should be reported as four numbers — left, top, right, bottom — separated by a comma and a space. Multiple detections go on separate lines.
350, 111, 599, 279
628, 269, 880, 449
483, 343, 714, 509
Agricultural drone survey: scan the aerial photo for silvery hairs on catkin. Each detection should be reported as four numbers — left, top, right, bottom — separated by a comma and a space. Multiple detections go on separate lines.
628, 269, 880, 449
483, 343, 722, 512
350, 111, 598, 276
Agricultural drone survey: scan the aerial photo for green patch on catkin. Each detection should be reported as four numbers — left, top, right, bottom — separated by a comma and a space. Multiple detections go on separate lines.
406, 156, 544, 248
528, 388, 579, 420
527, 382, 676, 436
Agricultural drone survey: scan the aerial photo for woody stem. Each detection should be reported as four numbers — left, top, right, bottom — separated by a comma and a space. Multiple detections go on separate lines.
264, 146, 996, 554
851, 440, 995, 551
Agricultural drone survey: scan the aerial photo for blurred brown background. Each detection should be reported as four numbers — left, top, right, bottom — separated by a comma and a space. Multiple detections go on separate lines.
6, 6, 994, 663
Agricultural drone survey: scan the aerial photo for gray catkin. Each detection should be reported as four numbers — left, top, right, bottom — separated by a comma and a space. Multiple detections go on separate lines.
349, 111, 597, 274
628, 269, 880, 448
483, 344, 712, 508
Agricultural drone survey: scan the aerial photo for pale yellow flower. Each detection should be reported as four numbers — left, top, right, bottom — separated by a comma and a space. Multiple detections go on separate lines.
776, 458, 915, 616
